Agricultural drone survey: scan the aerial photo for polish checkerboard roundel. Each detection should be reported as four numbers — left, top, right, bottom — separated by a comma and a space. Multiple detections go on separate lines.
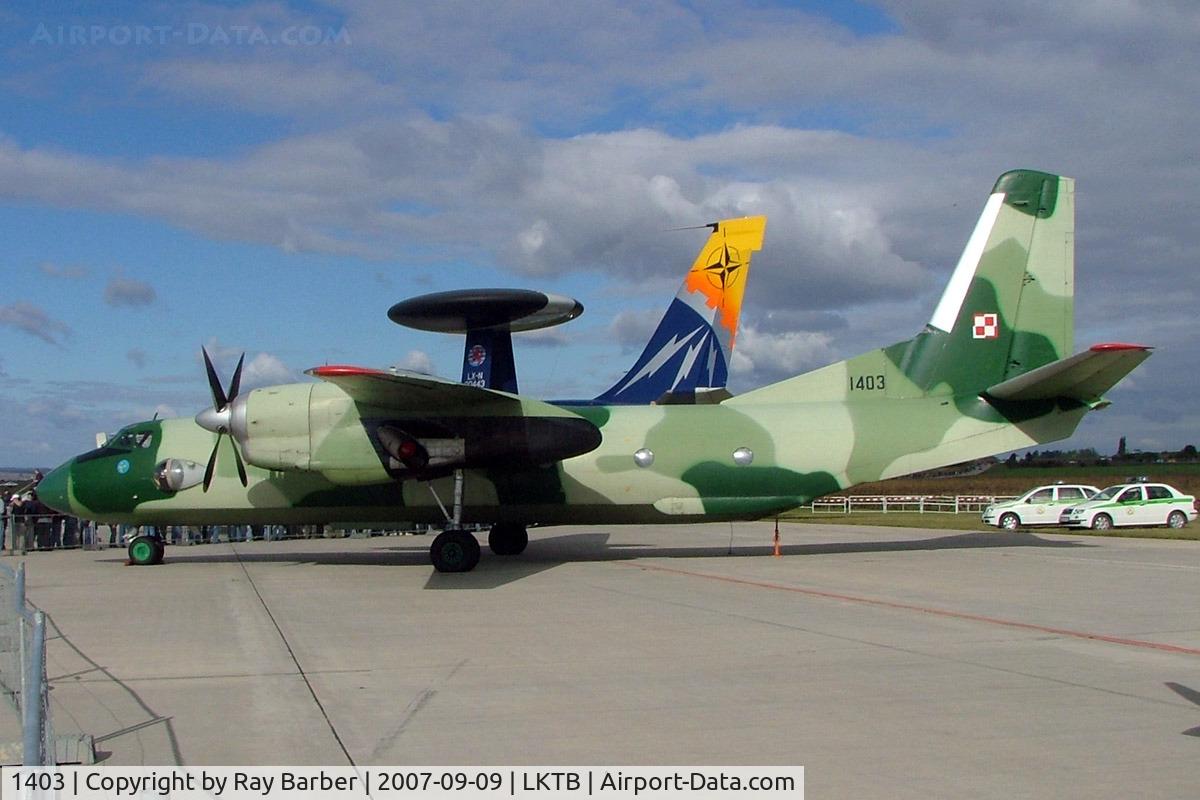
973, 313, 999, 340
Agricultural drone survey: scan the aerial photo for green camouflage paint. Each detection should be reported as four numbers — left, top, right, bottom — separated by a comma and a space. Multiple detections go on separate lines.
39, 171, 1148, 536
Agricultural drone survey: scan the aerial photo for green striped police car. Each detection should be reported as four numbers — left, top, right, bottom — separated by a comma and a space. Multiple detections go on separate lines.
982, 484, 1100, 530
1059, 481, 1197, 530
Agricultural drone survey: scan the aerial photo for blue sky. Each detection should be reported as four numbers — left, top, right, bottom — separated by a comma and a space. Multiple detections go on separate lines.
2, 1, 1197, 467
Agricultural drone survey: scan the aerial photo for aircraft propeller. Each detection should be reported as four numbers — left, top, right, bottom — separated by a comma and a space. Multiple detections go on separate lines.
195, 347, 248, 491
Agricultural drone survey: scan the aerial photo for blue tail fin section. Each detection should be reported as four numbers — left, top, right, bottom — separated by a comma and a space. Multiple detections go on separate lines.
461, 328, 518, 393
595, 216, 766, 404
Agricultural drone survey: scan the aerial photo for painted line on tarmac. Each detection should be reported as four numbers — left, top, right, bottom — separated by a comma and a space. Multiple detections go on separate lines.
626, 562, 1200, 657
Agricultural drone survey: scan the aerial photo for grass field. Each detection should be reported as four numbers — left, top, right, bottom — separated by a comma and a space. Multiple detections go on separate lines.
837, 462, 1200, 499
781, 462, 1200, 541
782, 509, 1200, 540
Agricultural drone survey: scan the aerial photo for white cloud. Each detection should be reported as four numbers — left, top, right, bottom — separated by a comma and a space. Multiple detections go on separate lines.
200, 338, 244, 368
142, 59, 388, 114
4, 0, 1200, 461
397, 349, 435, 375
729, 325, 836, 388
607, 309, 662, 353
196, 340, 296, 390
242, 352, 297, 388
105, 271, 157, 308
38, 261, 88, 279
0, 302, 71, 345
151, 404, 179, 420
513, 327, 571, 348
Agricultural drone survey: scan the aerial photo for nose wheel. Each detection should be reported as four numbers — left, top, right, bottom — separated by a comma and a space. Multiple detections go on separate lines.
127, 534, 165, 566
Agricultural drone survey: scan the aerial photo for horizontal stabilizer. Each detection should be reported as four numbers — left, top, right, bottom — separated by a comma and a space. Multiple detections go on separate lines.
984, 343, 1152, 406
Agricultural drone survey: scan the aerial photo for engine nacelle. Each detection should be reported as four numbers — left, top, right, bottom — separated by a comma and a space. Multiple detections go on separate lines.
233, 382, 392, 485
205, 380, 601, 487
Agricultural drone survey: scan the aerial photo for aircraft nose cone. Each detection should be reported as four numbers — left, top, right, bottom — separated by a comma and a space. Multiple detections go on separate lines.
37, 463, 72, 515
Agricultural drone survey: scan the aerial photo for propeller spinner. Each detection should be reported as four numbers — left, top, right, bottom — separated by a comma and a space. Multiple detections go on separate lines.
195, 348, 248, 491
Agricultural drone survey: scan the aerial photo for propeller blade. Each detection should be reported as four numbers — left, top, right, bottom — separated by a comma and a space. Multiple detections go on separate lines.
202, 347, 229, 410
228, 353, 245, 403
200, 348, 251, 490
202, 436, 221, 492
232, 438, 248, 487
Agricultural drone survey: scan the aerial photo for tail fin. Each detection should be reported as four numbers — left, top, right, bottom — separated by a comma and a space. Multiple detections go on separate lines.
893, 169, 1076, 396
723, 171, 1144, 482
732, 171, 1078, 406
595, 216, 766, 404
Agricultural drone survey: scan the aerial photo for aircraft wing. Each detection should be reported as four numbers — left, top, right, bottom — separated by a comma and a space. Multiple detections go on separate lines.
307, 365, 568, 416
306, 365, 601, 478
985, 343, 1152, 407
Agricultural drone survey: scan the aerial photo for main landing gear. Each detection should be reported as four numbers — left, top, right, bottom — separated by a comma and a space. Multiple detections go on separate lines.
425, 471, 528, 573
430, 529, 481, 573
487, 522, 528, 556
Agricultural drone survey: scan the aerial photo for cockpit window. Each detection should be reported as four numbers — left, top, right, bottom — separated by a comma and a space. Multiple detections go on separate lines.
73, 427, 155, 463
112, 430, 154, 449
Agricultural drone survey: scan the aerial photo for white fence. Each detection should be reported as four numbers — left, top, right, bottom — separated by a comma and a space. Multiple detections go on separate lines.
810, 495, 1018, 515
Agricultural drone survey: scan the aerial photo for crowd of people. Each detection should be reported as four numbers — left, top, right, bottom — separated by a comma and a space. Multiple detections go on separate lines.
1, 472, 434, 554
3, 477, 97, 551
2, 481, 405, 554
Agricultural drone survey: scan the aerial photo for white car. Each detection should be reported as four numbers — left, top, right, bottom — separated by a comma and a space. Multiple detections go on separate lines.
1059, 482, 1198, 530
982, 484, 1099, 530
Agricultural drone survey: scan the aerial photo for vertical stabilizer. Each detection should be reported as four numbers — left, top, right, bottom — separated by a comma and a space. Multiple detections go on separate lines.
731, 171, 1076, 407
595, 216, 766, 404
892, 170, 1075, 396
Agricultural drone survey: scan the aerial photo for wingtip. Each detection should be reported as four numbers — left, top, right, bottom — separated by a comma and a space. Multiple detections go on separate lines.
308, 364, 389, 378
1089, 342, 1153, 352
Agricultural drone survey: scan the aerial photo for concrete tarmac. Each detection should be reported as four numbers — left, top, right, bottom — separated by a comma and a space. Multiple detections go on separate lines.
11, 522, 1200, 798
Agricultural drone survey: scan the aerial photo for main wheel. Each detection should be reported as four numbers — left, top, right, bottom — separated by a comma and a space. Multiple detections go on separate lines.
128, 535, 160, 566
488, 523, 529, 556
998, 512, 1020, 531
430, 529, 481, 573
150, 538, 165, 565
1091, 513, 1113, 531
1167, 510, 1188, 529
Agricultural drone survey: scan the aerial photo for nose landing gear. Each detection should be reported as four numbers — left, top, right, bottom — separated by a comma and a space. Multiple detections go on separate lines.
127, 534, 165, 566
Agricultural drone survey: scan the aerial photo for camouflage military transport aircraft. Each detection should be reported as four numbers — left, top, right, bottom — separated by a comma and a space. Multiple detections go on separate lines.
39, 170, 1151, 572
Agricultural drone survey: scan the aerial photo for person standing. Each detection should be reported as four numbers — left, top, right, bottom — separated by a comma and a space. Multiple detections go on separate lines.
11, 493, 31, 552
1, 493, 12, 551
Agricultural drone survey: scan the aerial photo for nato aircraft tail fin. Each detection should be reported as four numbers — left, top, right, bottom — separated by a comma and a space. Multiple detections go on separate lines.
594, 216, 766, 404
